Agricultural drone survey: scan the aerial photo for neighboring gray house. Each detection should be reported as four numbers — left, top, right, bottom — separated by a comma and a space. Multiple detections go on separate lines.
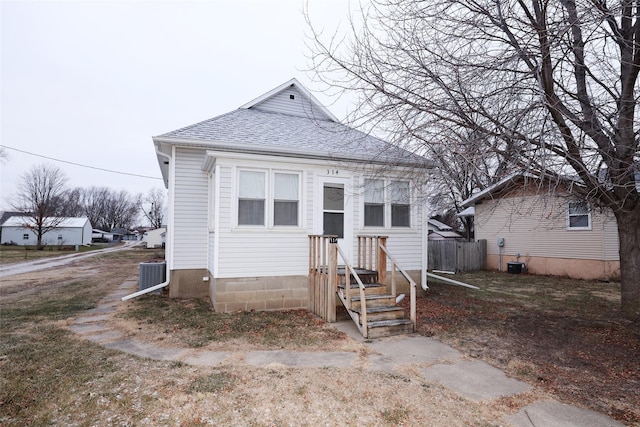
1, 216, 93, 246
152, 78, 432, 312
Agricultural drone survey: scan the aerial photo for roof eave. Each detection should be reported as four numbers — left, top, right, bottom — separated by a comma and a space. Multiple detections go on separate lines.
153, 136, 433, 169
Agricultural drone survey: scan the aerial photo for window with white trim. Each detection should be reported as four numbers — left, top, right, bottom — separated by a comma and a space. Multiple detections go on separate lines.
274, 172, 299, 226
237, 169, 301, 228
364, 179, 385, 227
390, 180, 411, 227
238, 170, 266, 225
362, 178, 412, 228
567, 200, 590, 229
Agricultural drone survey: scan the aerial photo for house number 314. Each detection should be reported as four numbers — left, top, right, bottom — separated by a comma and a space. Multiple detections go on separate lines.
326, 169, 339, 175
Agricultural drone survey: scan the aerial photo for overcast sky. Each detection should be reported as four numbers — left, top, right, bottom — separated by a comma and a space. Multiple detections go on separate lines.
1, 0, 357, 211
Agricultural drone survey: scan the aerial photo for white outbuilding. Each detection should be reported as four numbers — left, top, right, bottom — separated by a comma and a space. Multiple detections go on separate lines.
1, 216, 93, 246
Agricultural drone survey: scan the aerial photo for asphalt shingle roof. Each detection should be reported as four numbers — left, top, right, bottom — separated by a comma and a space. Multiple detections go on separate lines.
157, 108, 427, 167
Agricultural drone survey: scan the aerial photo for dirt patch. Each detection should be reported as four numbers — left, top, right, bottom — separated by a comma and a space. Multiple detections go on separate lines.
406, 272, 640, 426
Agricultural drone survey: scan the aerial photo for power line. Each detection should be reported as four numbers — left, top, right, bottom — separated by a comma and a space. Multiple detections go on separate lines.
0, 144, 163, 180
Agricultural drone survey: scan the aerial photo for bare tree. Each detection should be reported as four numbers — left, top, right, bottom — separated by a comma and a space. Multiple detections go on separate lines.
307, 0, 640, 319
12, 163, 68, 249
139, 188, 165, 228
100, 189, 140, 231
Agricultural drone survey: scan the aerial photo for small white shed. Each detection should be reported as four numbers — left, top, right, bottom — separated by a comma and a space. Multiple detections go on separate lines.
143, 227, 166, 249
1, 216, 93, 246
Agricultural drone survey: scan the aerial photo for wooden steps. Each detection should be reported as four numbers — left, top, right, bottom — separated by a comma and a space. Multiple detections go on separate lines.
337, 269, 414, 338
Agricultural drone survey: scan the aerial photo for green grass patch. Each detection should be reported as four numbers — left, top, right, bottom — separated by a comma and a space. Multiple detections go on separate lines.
122, 295, 346, 349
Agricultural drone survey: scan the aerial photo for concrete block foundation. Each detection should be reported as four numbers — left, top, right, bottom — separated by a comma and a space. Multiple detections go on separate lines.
211, 275, 308, 313
168, 269, 211, 298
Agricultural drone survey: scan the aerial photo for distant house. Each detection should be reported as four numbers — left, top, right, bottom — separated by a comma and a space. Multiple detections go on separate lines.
0, 211, 23, 242
1, 217, 93, 247
152, 78, 432, 311
143, 227, 166, 249
460, 173, 622, 280
111, 228, 139, 241
92, 229, 114, 242
427, 219, 463, 241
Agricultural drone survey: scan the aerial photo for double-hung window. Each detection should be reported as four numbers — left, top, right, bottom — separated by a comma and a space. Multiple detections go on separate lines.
238, 170, 266, 225
363, 178, 411, 228
274, 173, 299, 226
364, 179, 385, 227
390, 180, 411, 227
237, 170, 300, 227
567, 200, 590, 229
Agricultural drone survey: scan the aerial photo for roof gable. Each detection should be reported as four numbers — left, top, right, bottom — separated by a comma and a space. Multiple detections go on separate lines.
155, 79, 430, 169
240, 78, 337, 122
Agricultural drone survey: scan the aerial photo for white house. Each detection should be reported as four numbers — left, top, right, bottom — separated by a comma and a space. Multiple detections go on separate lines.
152, 78, 432, 313
143, 227, 166, 249
460, 173, 621, 279
1, 216, 93, 247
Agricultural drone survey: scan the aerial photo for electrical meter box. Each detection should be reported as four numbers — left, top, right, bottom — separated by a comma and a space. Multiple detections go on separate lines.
497, 238, 505, 247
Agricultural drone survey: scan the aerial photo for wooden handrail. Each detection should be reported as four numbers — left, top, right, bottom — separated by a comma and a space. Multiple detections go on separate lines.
357, 235, 417, 332
337, 244, 368, 338
376, 242, 417, 329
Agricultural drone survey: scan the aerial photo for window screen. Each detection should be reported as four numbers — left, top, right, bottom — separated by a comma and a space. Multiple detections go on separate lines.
390, 180, 410, 227
274, 173, 299, 226
568, 201, 590, 229
238, 170, 265, 225
364, 179, 384, 227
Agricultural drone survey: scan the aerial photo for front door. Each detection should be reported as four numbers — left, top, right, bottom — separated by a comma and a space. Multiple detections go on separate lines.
316, 175, 353, 262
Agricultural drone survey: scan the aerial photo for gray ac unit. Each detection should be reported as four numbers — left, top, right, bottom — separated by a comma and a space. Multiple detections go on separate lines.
139, 262, 166, 293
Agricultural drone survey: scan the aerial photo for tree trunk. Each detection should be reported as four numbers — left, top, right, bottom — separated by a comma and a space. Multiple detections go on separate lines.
615, 205, 640, 321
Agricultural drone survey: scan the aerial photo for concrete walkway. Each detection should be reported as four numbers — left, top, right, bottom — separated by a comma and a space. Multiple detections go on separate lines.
68, 278, 626, 427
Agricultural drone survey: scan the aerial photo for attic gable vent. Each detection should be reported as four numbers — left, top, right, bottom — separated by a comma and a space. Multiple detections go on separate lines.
289, 94, 295, 99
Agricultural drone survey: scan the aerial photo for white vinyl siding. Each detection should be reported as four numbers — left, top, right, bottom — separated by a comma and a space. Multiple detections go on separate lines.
172, 148, 209, 269
474, 194, 619, 261
252, 86, 330, 120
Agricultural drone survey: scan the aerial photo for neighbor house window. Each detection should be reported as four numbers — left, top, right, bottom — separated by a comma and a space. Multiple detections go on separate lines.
238, 170, 266, 225
364, 179, 385, 227
273, 173, 299, 226
23, 234, 29, 240
58, 234, 63, 240
568, 201, 590, 229
390, 180, 411, 227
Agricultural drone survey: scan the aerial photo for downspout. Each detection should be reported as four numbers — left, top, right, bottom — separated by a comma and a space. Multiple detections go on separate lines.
121, 264, 170, 301
122, 147, 172, 301
422, 196, 429, 291
422, 180, 479, 291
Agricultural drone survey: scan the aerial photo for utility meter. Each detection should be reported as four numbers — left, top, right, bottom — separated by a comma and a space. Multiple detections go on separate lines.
497, 238, 505, 247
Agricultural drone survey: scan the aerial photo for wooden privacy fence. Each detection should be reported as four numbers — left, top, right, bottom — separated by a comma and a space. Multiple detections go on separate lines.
428, 239, 486, 272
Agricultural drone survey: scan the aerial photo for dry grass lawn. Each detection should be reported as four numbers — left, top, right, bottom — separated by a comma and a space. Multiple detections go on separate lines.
1, 250, 637, 426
